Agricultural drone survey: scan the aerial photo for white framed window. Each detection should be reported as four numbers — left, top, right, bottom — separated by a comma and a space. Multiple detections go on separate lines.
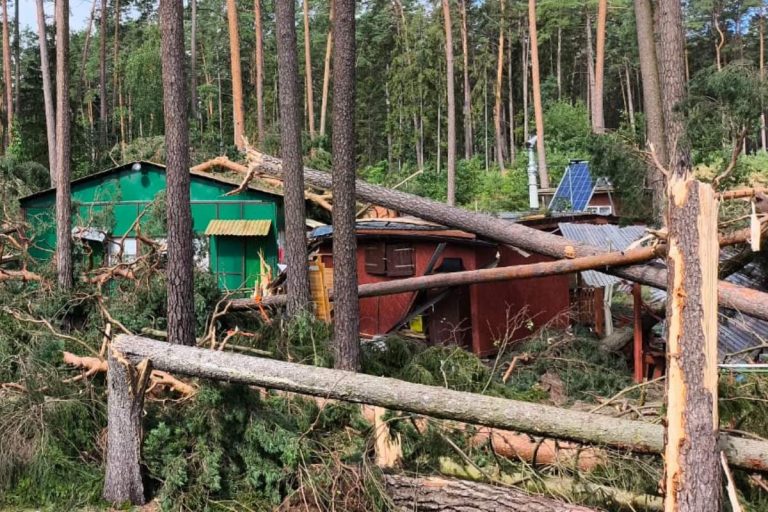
586, 205, 612, 216
107, 238, 138, 264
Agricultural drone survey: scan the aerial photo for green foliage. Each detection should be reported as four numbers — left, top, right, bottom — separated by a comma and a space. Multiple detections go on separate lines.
588, 133, 654, 222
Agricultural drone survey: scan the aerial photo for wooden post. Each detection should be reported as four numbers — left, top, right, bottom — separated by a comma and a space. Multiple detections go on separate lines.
664, 178, 721, 511
633, 283, 644, 383
103, 348, 152, 506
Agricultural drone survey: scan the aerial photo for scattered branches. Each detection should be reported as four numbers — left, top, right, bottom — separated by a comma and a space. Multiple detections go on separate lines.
713, 126, 749, 190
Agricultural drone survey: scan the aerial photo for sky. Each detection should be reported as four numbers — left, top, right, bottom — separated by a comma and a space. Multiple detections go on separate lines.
19, 0, 111, 34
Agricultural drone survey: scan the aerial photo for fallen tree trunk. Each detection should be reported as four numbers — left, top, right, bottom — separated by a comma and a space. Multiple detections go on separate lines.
229, 246, 662, 310
383, 474, 597, 512
244, 150, 768, 322
110, 335, 768, 472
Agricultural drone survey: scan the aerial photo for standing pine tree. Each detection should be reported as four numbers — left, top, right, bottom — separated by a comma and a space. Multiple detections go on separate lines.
276, 0, 311, 316
55, 0, 72, 289
160, 0, 195, 346
332, 0, 359, 371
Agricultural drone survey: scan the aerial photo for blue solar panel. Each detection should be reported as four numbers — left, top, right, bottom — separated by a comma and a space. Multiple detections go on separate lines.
550, 161, 595, 212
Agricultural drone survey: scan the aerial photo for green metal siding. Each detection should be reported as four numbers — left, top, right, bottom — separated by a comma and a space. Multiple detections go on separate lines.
20, 162, 281, 291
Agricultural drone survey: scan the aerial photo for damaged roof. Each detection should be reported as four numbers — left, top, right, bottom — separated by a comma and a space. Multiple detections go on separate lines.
560, 221, 768, 363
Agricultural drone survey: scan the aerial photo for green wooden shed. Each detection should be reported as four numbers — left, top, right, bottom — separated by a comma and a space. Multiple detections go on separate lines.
18, 161, 285, 293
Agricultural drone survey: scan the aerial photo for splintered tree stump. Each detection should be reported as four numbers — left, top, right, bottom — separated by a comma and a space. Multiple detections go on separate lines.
664, 177, 720, 511
383, 474, 597, 512
102, 348, 152, 506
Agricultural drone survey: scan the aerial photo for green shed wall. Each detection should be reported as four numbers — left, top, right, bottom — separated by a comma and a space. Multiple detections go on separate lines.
20, 163, 283, 290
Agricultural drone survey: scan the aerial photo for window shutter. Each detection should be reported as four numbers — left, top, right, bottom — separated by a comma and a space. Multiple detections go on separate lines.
364, 243, 387, 275
386, 244, 415, 277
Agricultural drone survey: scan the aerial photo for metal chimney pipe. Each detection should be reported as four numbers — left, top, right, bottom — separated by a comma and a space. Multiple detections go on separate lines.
526, 136, 539, 210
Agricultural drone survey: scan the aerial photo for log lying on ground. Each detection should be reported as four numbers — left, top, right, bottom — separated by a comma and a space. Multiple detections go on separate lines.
228, 245, 663, 311
383, 474, 597, 512
0, 268, 42, 281
245, 150, 768, 322
110, 335, 768, 472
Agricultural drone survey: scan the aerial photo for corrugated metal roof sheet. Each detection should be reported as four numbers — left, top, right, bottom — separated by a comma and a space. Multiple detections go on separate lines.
558, 223, 648, 287
646, 249, 768, 363
205, 219, 271, 237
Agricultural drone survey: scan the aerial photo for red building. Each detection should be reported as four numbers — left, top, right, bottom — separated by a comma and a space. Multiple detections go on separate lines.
311, 217, 573, 356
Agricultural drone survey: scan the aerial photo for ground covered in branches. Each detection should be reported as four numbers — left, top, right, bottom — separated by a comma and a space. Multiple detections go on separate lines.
0, 268, 767, 512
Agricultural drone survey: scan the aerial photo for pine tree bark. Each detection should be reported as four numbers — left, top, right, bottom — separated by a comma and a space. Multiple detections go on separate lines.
493, 0, 505, 169
275, 0, 311, 317
760, 11, 766, 152
528, 0, 548, 188
663, 177, 721, 512
102, 350, 152, 505
442, 0, 457, 205
633, 0, 667, 220
190, 0, 198, 122
656, 0, 690, 176
12, 0, 18, 116
2, 0, 12, 146
625, 65, 636, 132
383, 474, 596, 512
522, 29, 529, 142
254, 0, 265, 145
98, 0, 107, 148
35, 0, 56, 183
332, 0, 359, 371
226, 0, 245, 150
160, 0, 195, 346
586, 14, 596, 126
319, 1, 333, 138
459, 0, 472, 159
507, 28, 515, 162
55, 0, 72, 290
592, 0, 607, 134
303, 0, 316, 139
112, 0, 120, 136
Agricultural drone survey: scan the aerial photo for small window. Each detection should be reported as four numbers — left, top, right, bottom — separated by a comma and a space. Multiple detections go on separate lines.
365, 243, 387, 275
386, 244, 415, 277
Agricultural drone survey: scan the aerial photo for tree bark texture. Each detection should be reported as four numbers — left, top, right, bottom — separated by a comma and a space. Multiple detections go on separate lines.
35, 0, 56, 182
2, 0, 12, 146
656, 0, 690, 176
331, 0, 360, 371
98, 0, 107, 148
110, 334, 768, 472
246, 151, 768, 323
663, 178, 721, 511
12, 0, 17, 115
226, 0, 245, 150
383, 474, 597, 512
303, 0, 316, 139
459, 0, 472, 159
528, 0, 549, 188
55, 0, 72, 290
275, 0, 311, 317
494, 0, 505, 169
319, 1, 333, 138
254, 0, 265, 145
592, 0, 607, 134
442, 0, 457, 205
102, 349, 152, 505
160, 0, 195, 346
190, 0, 197, 121
633, 0, 667, 220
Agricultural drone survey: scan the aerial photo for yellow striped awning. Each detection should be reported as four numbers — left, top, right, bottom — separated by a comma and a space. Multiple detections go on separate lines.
205, 219, 272, 237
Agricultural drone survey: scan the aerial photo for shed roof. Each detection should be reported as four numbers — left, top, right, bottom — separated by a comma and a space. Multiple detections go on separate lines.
558, 222, 648, 287
18, 160, 284, 204
205, 219, 272, 237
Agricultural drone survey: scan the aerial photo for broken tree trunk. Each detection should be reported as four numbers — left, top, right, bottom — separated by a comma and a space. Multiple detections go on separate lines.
663, 178, 721, 510
110, 335, 768, 473
243, 150, 768, 322
102, 348, 152, 506
383, 474, 597, 512
228, 245, 661, 310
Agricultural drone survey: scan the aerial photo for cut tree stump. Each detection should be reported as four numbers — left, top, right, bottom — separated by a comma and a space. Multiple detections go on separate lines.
383, 474, 597, 512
